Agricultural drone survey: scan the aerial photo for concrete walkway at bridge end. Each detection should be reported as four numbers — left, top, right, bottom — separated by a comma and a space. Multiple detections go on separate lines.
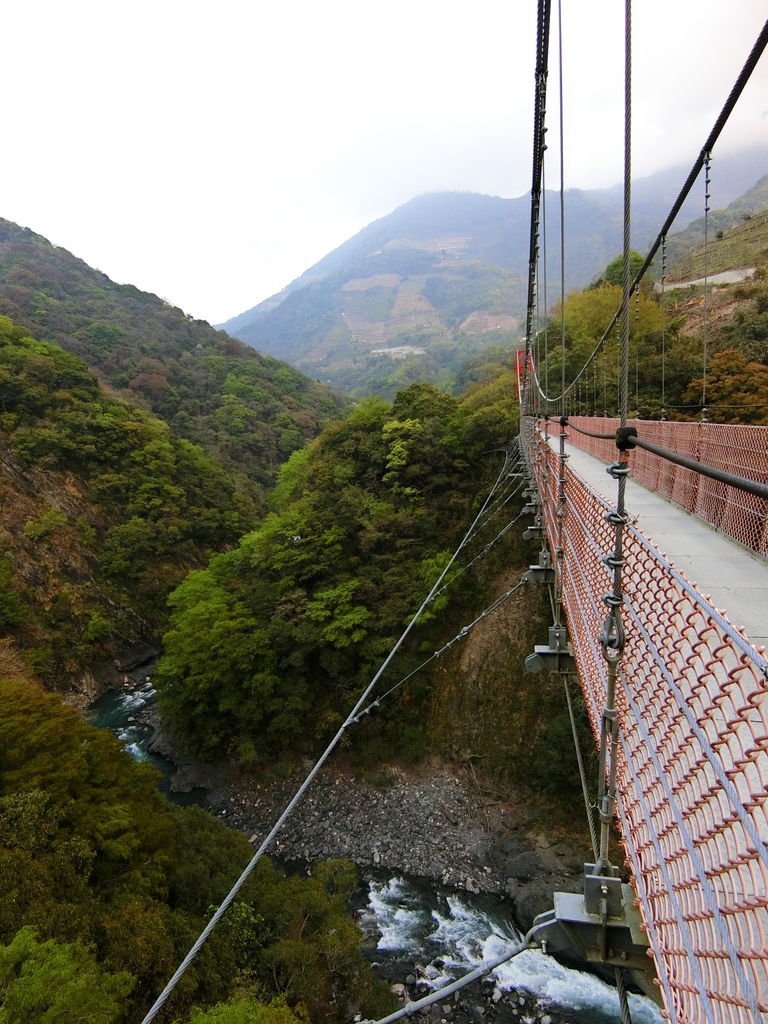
546, 435, 768, 650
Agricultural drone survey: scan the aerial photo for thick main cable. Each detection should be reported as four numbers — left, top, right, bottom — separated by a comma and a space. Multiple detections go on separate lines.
139, 452, 513, 1024
530, 17, 768, 409
628, 435, 768, 499
562, 419, 768, 498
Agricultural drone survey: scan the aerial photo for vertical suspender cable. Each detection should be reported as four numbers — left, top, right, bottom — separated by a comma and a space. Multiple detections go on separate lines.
701, 152, 711, 420
523, 0, 552, 417
596, 0, 632, 878
541, 164, 549, 396
660, 235, 667, 417
558, 0, 566, 419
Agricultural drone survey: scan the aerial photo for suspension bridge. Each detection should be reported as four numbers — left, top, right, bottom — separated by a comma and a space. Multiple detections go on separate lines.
137, 5, 768, 1024
521, 416, 768, 1023
514, 0, 768, 1014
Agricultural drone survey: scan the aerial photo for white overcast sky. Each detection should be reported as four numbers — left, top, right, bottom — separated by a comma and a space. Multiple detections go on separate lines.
1, 1, 766, 324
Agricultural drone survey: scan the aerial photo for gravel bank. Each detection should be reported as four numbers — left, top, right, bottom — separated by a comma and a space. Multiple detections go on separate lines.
197, 759, 585, 933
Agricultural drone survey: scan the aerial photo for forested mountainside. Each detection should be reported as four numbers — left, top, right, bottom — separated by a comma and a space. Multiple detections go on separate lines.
0, 219, 346, 496
154, 239, 768, 785
156, 379, 518, 763
153, 374, 587, 799
530, 257, 768, 423
663, 172, 768, 276
222, 149, 768, 398
0, 317, 257, 692
0, 658, 390, 1023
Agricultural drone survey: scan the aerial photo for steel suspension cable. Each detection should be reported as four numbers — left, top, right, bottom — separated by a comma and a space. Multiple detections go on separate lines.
363, 931, 536, 1024
435, 509, 529, 598
595, 0, 632, 879
615, 967, 634, 1024
557, 0, 566, 418
466, 475, 527, 541
562, 416, 768, 497
139, 453, 513, 1024
564, 676, 598, 860
701, 152, 711, 419
660, 235, 667, 416
529, 16, 768, 410
354, 574, 530, 721
522, 0, 552, 414
541, 163, 549, 394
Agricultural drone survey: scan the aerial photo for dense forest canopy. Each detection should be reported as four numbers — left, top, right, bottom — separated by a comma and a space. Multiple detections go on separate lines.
156, 379, 521, 764
0, 317, 259, 685
0, 661, 391, 1023
0, 219, 346, 497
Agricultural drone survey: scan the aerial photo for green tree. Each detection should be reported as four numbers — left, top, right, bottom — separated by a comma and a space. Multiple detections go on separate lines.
597, 251, 645, 287
157, 382, 510, 762
0, 927, 133, 1024
187, 999, 306, 1024
684, 348, 768, 424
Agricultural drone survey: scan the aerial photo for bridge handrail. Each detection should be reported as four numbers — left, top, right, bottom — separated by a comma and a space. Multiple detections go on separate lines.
529, 427, 768, 1024
564, 417, 768, 559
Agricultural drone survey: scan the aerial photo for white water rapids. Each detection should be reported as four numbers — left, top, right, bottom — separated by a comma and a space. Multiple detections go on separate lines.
361, 876, 664, 1024
94, 685, 665, 1024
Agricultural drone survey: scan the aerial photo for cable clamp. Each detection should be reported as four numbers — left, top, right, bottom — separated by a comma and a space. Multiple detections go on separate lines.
601, 554, 624, 570
600, 609, 625, 661
615, 427, 637, 451
606, 461, 629, 480
604, 510, 628, 527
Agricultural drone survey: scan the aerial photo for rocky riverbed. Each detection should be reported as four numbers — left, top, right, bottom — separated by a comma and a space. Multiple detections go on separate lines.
108, 692, 660, 1024
146, 705, 585, 933
375, 975, 582, 1024
221, 764, 587, 931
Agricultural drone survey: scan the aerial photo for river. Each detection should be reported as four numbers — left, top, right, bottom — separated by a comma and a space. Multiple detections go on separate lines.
91, 682, 664, 1024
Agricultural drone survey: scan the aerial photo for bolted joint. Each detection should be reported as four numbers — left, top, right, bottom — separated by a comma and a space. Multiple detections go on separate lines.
615, 427, 638, 451
523, 525, 544, 540
600, 609, 625, 661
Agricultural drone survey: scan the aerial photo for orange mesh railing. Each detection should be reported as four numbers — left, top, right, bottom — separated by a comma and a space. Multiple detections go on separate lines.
563, 418, 768, 559
530, 429, 768, 1024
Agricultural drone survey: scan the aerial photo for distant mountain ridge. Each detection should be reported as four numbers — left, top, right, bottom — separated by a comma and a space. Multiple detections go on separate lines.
223, 146, 768, 397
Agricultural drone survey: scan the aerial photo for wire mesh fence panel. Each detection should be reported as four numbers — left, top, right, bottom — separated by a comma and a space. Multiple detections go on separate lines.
531, 428, 768, 1024
566, 417, 768, 560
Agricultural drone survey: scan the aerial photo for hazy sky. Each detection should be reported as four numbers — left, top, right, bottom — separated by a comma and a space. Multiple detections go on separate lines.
2, 1, 766, 324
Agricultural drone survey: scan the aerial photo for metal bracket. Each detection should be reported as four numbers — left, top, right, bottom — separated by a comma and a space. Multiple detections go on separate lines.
523, 524, 544, 540
524, 550, 554, 584
524, 625, 575, 674
530, 868, 654, 979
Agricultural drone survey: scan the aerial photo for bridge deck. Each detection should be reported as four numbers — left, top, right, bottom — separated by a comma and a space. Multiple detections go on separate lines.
536, 428, 768, 1022
548, 435, 768, 650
